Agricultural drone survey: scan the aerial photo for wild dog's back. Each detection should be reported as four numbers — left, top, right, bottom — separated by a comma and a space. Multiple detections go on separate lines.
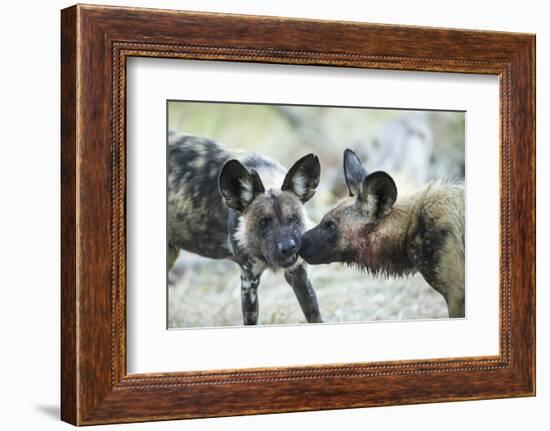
168, 133, 233, 260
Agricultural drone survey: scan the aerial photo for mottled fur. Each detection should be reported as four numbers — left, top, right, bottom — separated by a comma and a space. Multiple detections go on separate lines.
168, 132, 322, 324
300, 149, 465, 318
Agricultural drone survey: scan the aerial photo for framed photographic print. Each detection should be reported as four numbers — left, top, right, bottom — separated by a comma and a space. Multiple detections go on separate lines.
61, 4, 536, 425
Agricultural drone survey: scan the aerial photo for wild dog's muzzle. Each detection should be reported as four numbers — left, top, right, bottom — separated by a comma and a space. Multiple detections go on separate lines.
299, 227, 333, 265
276, 238, 299, 268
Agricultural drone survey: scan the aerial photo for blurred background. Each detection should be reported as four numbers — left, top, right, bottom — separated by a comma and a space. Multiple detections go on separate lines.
167, 101, 465, 328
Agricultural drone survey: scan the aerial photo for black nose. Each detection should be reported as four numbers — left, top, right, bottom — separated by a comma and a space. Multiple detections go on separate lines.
278, 239, 297, 256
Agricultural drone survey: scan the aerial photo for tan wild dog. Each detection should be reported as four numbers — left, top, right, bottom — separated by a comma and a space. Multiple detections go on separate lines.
300, 149, 465, 318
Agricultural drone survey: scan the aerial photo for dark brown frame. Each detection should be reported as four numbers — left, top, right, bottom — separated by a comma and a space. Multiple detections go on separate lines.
61, 4, 536, 426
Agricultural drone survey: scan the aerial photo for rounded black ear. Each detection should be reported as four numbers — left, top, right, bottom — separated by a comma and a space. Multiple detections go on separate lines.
343, 149, 367, 197
218, 160, 265, 212
281, 153, 321, 203
359, 171, 397, 218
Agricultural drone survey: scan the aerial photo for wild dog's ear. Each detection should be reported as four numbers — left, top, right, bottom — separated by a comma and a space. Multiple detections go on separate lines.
219, 160, 265, 212
344, 149, 367, 197
358, 171, 397, 218
281, 153, 321, 203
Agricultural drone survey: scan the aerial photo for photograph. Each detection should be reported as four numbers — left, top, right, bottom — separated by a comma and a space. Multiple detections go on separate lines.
167, 101, 466, 328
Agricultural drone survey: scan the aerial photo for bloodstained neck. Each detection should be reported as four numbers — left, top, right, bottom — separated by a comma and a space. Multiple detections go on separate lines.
353, 199, 416, 278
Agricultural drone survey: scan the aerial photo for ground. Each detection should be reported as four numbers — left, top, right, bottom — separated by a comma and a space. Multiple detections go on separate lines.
168, 251, 448, 328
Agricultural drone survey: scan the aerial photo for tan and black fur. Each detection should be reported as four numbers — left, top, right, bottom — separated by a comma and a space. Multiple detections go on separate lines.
168, 132, 322, 325
300, 149, 465, 318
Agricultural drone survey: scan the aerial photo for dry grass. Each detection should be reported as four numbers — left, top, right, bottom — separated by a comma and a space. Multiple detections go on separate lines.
168, 252, 448, 328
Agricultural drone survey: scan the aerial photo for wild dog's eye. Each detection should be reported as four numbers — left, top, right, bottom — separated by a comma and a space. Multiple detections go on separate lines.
324, 220, 337, 232
288, 213, 299, 223
259, 217, 271, 228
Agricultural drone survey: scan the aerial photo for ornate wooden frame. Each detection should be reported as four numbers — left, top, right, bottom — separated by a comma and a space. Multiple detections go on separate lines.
61, 4, 536, 425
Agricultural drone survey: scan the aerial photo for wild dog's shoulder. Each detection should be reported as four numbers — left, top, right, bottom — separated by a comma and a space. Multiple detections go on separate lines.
414, 180, 464, 214
409, 180, 465, 242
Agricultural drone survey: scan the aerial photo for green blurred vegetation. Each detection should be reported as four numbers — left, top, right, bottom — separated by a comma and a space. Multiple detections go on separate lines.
168, 101, 465, 220
168, 101, 455, 169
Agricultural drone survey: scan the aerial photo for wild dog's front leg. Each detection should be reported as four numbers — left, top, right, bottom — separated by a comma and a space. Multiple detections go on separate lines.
418, 273, 465, 318
445, 282, 465, 318
167, 243, 180, 272
284, 264, 323, 323
240, 268, 262, 325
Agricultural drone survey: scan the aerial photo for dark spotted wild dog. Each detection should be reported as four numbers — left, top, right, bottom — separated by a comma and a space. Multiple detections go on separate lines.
300, 149, 465, 318
168, 132, 323, 325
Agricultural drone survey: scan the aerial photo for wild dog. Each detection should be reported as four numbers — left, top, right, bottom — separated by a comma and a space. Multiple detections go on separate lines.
300, 149, 465, 318
168, 132, 323, 325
